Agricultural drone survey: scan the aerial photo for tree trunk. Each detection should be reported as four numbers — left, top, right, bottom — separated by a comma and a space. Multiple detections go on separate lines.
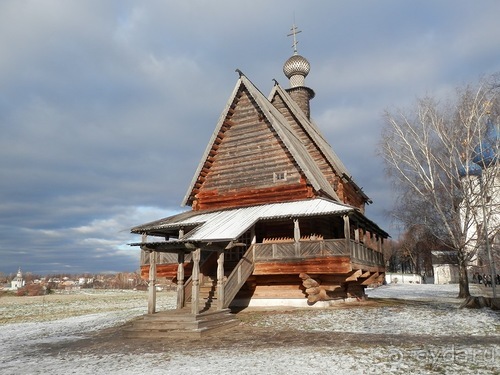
457, 256, 470, 298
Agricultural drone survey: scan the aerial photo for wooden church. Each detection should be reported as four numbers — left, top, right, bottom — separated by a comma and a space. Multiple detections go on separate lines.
129, 28, 387, 335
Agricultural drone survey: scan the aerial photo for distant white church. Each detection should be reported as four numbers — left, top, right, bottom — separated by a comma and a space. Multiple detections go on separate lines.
10, 268, 25, 290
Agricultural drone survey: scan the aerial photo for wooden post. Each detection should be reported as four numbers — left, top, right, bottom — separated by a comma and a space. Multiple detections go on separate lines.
176, 252, 185, 309
217, 249, 225, 310
294, 219, 301, 257
343, 215, 351, 255
148, 251, 156, 315
140, 233, 148, 266
251, 226, 257, 260
293, 219, 301, 242
191, 248, 201, 315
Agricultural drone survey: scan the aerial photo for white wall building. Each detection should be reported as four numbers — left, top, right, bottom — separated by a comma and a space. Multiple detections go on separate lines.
10, 268, 25, 290
458, 115, 499, 276
432, 251, 460, 284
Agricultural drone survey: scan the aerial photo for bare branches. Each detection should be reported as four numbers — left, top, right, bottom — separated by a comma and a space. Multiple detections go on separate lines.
379, 73, 500, 297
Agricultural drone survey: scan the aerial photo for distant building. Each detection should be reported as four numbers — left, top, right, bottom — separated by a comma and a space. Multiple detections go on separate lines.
432, 251, 459, 284
10, 268, 25, 290
385, 273, 423, 284
458, 113, 499, 277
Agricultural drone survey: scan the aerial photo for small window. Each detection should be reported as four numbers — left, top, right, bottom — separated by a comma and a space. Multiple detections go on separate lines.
273, 171, 287, 182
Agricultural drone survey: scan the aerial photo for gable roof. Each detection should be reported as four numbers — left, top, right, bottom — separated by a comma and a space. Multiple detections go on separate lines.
269, 84, 371, 203
182, 73, 339, 207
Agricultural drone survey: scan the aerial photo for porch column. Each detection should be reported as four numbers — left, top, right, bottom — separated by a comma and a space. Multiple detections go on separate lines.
343, 215, 351, 254
176, 252, 185, 309
148, 250, 157, 314
217, 249, 225, 310
251, 226, 256, 245
294, 219, 301, 257
191, 248, 201, 315
293, 219, 301, 242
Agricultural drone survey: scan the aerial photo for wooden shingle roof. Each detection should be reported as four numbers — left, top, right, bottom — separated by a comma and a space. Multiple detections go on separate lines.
269, 83, 371, 204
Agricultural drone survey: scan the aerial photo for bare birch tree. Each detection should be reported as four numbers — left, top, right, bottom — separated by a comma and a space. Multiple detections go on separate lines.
380, 74, 499, 298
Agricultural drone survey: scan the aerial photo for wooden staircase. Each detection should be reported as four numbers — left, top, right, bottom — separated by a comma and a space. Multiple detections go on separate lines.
125, 273, 240, 339
125, 246, 256, 339
222, 244, 255, 308
197, 275, 218, 312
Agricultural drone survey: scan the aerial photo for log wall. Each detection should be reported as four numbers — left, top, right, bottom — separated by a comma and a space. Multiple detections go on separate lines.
192, 88, 315, 210
253, 256, 352, 275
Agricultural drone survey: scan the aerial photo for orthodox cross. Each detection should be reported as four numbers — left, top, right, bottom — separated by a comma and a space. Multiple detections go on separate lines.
287, 24, 302, 54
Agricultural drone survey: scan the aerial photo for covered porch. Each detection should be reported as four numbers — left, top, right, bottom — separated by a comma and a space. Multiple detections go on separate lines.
128, 198, 387, 336
133, 213, 386, 311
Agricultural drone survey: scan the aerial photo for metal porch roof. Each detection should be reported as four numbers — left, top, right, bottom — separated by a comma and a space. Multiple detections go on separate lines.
134, 198, 354, 242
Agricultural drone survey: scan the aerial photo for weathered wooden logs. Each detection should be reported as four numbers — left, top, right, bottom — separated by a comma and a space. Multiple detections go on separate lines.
299, 273, 343, 303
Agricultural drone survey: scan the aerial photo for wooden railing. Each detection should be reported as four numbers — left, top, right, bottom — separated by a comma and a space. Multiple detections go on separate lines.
253, 239, 384, 268
141, 251, 191, 266
155, 239, 383, 310
349, 240, 385, 266
222, 244, 255, 308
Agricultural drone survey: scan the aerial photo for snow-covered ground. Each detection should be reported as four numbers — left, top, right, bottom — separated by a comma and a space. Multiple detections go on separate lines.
0, 284, 498, 375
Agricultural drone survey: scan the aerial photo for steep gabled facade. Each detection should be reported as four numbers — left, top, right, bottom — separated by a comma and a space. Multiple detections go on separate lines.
130, 42, 387, 321
183, 74, 339, 211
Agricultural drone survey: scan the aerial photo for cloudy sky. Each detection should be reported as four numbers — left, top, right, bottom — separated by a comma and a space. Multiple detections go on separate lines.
1, 1, 500, 276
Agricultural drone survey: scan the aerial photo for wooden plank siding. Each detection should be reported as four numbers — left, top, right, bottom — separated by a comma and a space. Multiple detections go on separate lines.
195, 183, 313, 210
253, 256, 352, 275
251, 239, 384, 275
140, 263, 192, 280
193, 88, 314, 211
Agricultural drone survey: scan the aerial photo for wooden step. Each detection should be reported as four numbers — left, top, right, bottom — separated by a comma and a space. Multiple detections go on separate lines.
124, 308, 239, 339
124, 319, 240, 339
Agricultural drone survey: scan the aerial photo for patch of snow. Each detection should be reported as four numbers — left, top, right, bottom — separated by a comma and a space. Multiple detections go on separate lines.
367, 283, 461, 301
0, 285, 498, 374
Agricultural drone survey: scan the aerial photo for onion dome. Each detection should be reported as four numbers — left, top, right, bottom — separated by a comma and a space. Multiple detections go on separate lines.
472, 116, 499, 168
283, 54, 310, 88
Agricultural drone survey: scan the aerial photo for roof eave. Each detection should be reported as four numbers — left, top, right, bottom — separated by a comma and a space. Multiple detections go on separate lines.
270, 84, 372, 204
